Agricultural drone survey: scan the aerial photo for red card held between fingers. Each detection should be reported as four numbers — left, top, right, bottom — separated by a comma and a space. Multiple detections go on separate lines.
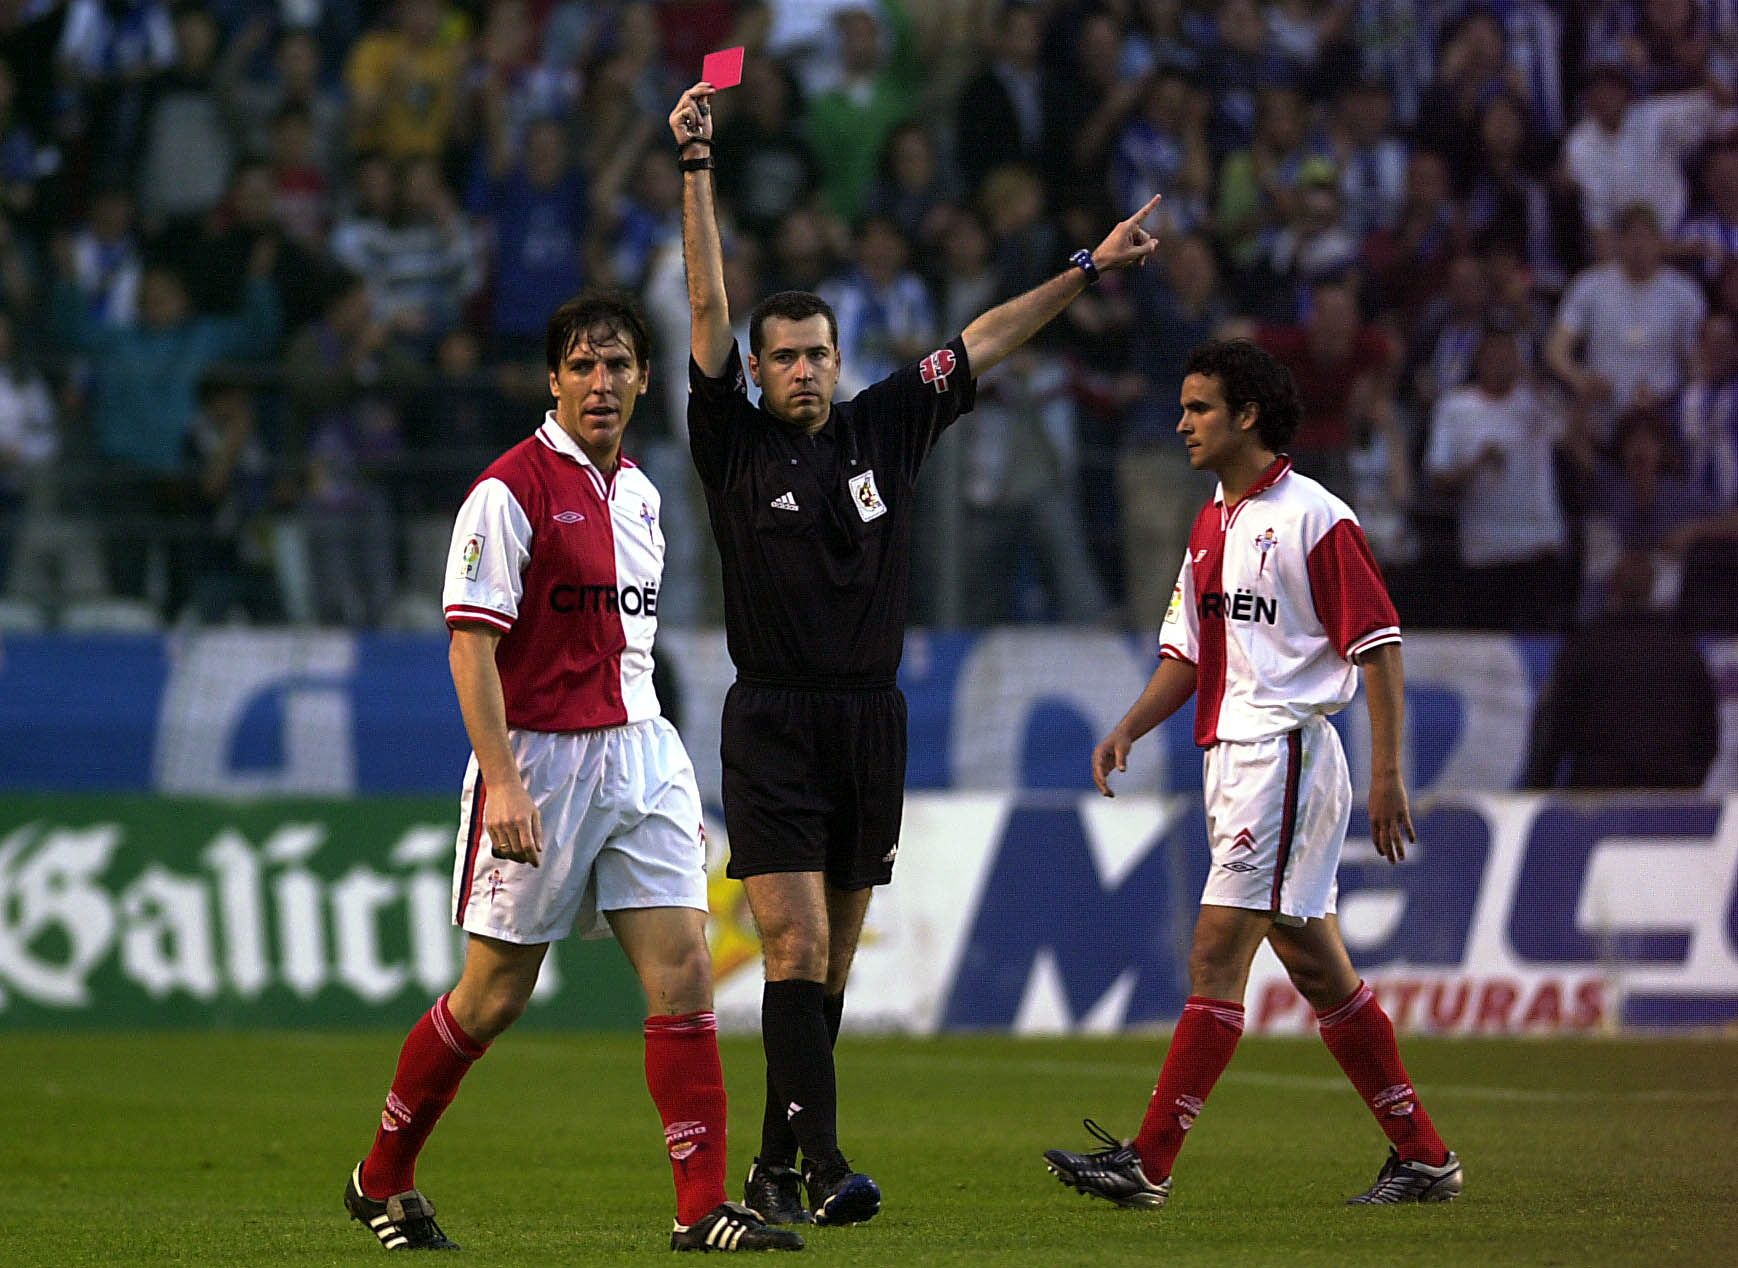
701, 46, 744, 90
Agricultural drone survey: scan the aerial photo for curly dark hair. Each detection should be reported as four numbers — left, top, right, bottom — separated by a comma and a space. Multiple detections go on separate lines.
545, 290, 651, 372
749, 290, 838, 357
1183, 339, 1302, 452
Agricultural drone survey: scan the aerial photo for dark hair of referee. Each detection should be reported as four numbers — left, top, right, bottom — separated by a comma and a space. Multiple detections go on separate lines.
749, 291, 838, 360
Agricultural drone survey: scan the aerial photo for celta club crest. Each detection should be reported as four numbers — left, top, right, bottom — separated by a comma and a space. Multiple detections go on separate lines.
918, 347, 956, 393
1255, 527, 1278, 574
640, 501, 656, 534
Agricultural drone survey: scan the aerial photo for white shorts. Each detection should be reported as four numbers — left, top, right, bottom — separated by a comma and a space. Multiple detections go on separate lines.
452, 716, 708, 944
1200, 715, 1350, 926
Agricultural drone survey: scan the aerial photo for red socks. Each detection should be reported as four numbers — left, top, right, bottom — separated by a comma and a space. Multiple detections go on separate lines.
1316, 982, 1449, 1165
645, 1011, 729, 1226
1133, 996, 1245, 1179
360, 993, 488, 1198
358, 1000, 731, 1225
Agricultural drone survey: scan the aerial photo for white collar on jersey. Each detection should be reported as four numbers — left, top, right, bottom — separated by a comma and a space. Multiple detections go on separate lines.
1213, 455, 1293, 507
536, 413, 597, 468
536, 412, 635, 497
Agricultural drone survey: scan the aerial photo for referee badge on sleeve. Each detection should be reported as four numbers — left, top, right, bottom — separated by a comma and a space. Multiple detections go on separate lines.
457, 533, 484, 580
849, 469, 887, 522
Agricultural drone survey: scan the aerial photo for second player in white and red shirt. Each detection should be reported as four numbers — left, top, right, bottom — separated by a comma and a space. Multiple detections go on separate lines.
1045, 340, 1457, 1213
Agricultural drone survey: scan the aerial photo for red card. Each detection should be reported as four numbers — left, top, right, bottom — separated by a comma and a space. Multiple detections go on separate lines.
701, 46, 745, 90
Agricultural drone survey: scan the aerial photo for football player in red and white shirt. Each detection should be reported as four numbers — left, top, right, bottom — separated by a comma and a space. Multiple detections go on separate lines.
1044, 339, 1462, 1209
343, 294, 801, 1254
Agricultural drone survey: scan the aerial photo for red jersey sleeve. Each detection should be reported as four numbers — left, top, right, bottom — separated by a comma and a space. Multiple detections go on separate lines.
1306, 517, 1401, 660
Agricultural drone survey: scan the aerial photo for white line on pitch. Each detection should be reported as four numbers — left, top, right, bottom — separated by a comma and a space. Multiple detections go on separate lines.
869, 1052, 1738, 1103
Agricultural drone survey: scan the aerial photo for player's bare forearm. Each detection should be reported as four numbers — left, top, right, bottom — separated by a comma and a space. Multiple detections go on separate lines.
1357, 642, 1416, 860
449, 627, 543, 865
671, 82, 730, 376
1358, 642, 1404, 777
448, 628, 521, 792
962, 193, 1163, 377
1122, 655, 1198, 743
1093, 656, 1195, 796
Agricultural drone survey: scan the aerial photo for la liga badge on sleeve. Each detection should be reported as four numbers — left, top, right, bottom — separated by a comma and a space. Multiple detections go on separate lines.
849, 469, 887, 522
457, 533, 484, 580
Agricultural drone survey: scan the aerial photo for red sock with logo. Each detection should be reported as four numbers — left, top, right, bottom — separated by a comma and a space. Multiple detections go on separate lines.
360, 993, 488, 1198
1133, 997, 1244, 1179
645, 1011, 729, 1226
1316, 982, 1448, 1165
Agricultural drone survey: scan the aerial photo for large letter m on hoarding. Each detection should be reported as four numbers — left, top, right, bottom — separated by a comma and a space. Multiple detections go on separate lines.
941, 801, 1201, 1031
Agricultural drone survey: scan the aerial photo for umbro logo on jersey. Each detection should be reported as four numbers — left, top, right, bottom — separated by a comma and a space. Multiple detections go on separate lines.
553, 510, 586, 524
770, 491, 800, 511
1221, 860, 1258, 874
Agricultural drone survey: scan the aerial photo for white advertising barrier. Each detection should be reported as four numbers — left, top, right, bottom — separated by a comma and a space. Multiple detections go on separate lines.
710, 793, 1738, 1035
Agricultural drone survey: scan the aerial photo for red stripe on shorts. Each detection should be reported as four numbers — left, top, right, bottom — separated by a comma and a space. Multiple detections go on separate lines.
1271, 729, 1302, 913
455, 774, 488, 917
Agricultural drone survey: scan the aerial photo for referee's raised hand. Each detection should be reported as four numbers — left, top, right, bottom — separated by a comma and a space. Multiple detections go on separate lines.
1089, 194, 1164, 272
669, 82, 715, 148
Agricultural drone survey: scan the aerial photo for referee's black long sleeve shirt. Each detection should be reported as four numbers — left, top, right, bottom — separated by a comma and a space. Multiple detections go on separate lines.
687, 337, 976, 686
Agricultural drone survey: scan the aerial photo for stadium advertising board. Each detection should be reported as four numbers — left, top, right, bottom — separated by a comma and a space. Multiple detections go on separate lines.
710, 793, 1738, 1036
0, 797, 643, 1030
4, 794, 1733, 1035
4, 630, 1736, 798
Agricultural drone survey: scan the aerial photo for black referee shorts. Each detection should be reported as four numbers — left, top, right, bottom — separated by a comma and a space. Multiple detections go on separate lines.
720, 681, 908, 890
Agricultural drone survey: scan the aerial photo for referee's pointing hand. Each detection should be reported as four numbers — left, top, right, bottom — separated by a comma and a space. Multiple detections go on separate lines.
1089, 194, 1164, 273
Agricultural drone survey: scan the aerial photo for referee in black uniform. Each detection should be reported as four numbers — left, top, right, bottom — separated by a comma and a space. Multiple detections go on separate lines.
670, 81, 1164, 1227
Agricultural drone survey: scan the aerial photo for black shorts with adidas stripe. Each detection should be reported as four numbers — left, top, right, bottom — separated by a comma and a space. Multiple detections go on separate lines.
721, 680, 907, 890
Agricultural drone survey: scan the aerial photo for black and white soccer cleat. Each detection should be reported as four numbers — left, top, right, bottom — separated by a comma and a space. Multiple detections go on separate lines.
1345, 1147, 1464, 1204
344, 1162, 459, 1250
743, 1160, 814, 1225
802, 1159, 882, 1226
1043, 1118, 1172, 1209
671, 1201, 806, 1252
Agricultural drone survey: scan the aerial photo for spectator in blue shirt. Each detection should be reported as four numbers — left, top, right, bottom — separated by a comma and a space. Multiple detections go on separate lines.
467, 116, 589, 362
50, 236, 281, 600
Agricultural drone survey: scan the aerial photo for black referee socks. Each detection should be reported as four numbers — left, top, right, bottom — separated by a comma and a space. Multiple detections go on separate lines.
759, 989, 845, 1167
760, 980, 844, 1170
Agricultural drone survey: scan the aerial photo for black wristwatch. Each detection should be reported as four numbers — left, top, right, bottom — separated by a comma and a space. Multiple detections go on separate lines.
1069, 249, 1100, 285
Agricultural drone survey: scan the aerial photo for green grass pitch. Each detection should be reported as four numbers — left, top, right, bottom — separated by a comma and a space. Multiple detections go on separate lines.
4, 1031, 1735, 1265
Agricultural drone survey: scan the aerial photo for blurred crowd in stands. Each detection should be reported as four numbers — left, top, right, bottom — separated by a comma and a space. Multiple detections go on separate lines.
0, 0, 1733, 641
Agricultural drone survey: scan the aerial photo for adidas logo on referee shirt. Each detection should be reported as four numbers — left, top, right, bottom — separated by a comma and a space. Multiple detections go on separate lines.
770, 491, 800, 511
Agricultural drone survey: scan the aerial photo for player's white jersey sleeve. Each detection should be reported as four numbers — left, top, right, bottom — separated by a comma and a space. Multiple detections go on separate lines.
1160, 547, 1198, 664
443, 477, 533, 632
